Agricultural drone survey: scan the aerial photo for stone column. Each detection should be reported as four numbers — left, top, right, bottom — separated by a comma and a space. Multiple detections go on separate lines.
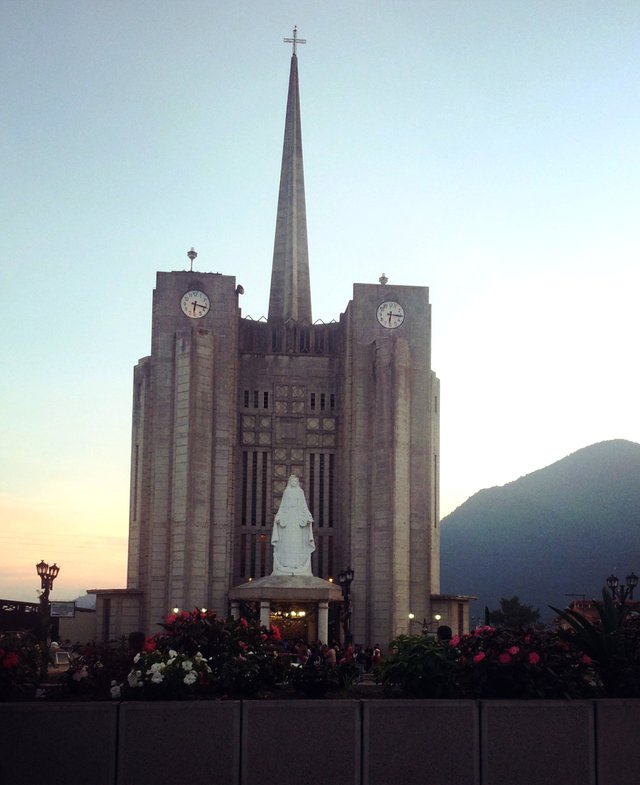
260, 600, 271, 628
230, 601, 240, 619
317, 601, 329, 644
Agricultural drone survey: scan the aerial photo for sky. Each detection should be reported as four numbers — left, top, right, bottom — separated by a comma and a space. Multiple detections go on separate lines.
2, 1, 639, 603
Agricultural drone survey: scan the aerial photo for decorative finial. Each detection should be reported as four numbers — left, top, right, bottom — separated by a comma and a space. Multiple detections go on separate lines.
284, 26, 306, 56
379, 273, 388, 285
187, 247, 197, 272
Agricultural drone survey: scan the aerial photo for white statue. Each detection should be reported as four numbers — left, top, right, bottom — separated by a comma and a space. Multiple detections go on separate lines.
271, 475, 315, 576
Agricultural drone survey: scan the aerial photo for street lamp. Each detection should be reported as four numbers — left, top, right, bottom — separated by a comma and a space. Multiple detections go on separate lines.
35, 560, 60, 682
606, 572, 639, 605
408, 612, 427, 633
408, 612, 443, 635
337, 568, 354, 646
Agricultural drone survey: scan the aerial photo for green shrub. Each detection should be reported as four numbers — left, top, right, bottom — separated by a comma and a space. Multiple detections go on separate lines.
0, 632, 40, 700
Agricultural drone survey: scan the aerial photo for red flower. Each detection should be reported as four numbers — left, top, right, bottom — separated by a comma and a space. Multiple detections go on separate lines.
499, 652, 512, 664
449, 635, 461, 647
2, 652, 18, 669
473, 652, 486, 664
582, 654, 593, 665
143, 637, 156, 652
261, 633, 267, 641
508, 646, 520, 656
240, 618, 249, 630
271, 624, 281, 641
529, 651, 541, 665
165, 613, 177, 624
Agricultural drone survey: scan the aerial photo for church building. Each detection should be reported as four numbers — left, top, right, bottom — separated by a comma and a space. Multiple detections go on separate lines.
92, 33, 472, 646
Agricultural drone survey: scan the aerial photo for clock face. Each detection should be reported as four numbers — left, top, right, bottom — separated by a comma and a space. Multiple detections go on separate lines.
376, 300, 405, 329
180, 290, 210, 319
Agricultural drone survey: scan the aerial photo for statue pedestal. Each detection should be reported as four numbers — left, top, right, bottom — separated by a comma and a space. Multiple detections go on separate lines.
229, 575, 342, 644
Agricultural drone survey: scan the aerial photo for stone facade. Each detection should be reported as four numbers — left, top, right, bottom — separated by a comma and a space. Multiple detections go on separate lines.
120, 274, 440, 645
92, 48, 467, 646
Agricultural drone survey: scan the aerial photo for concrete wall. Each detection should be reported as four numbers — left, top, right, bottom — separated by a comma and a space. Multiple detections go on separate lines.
2, 700, 639, 785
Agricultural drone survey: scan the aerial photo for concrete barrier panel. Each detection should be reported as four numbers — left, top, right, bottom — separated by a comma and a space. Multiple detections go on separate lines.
596, 699, 640, 785
117, 701, 241, 785
241, 700, 360, 785
481, 701, 594, 785
363, 699, 479, 785
0, 702, 117, 785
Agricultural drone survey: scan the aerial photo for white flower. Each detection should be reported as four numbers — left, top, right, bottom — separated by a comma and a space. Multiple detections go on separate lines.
183, 670, 197, 686
194, 652, 203, 661
150, 671, 164, 684
110, 682, 122, 699
169, 650, 178, 658
133, 653, 141, 663
147, 662, 165, 675
182, 660, 193, 672
127, 669, 143, 688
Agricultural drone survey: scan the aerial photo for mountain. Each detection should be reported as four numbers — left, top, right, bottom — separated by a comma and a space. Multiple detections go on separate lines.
440, 439, 640, 622
73, 593, 96, 609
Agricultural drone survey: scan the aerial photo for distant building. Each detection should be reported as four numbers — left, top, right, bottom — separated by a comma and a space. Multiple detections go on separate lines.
558, 598, 640, 628
92, 35, 473, 644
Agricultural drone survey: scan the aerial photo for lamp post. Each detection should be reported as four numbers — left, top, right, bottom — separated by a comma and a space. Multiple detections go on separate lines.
408, 613, 443, 635
408, 612, 427, 633
35, 560, 60, 682
606, 572, 639, 606
337, 568, 354, 646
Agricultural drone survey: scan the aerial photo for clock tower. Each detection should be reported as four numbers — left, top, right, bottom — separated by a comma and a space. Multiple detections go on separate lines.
92, 33, 473, 645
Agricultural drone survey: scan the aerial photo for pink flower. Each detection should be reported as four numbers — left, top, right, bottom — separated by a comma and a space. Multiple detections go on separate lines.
582, 654, 593, 665
529, 652, 541, 665
449, 635, 461, 647
498, 652, 512, 664
240, 618, 249, 630
271, 624, 281, 641
473, 652, 486, 664
508, 646, 520, 656
165, 613, 177, 624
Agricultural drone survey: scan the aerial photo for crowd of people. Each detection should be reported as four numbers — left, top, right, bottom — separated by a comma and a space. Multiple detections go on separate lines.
281, 639, 383, 677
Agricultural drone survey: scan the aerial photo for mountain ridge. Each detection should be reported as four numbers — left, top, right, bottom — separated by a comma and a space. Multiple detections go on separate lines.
440, 439, 640, 622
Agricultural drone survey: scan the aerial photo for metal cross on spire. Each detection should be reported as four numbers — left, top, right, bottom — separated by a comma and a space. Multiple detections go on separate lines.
284, 26, 306, 55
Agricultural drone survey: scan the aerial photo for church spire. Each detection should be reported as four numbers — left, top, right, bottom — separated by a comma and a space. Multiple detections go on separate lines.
268, 29, 312, 324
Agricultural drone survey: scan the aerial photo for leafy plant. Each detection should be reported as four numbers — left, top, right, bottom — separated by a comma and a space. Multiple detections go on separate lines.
288, 659, 359, 698
58, 637, 135, 700
138, 610, 286, 698
377, 626, 601, 699
450, 625, 599, 699
377, 633, 457, 698
551, 589, 640, 697
123, 648, 213, 699
0, 632, 40, 700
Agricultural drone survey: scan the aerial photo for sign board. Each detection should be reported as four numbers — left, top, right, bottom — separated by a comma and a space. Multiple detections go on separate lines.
51, 601, 76, 618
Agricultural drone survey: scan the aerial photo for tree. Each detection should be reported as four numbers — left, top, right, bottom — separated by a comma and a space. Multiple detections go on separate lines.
487, 596, 541, 628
